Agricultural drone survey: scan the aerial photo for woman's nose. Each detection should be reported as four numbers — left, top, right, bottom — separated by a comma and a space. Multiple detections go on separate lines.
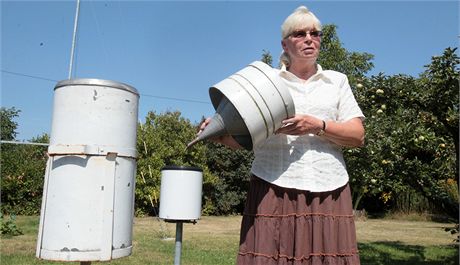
304, 37, 312, 44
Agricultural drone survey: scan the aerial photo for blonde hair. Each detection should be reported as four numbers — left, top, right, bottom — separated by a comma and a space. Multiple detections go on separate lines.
280, 6, 322, 68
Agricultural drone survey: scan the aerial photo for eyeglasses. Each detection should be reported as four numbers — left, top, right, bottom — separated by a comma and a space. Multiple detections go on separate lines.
287, 30, 323, 40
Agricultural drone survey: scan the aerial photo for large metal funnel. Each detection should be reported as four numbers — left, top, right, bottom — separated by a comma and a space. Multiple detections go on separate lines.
188, 61, 295, 150
186, 97, 250, 148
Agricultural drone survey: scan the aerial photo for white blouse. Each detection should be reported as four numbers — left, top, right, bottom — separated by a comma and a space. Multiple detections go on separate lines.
250, 65, 365, 192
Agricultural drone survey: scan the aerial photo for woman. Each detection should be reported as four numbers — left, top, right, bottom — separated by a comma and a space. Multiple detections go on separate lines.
199, 6, 364, 265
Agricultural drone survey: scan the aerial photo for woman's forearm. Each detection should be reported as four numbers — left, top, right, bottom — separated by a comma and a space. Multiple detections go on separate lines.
322, 118, 365, 147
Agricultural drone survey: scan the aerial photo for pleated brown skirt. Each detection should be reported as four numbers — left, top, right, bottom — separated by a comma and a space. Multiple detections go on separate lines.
237, 176, 360, 265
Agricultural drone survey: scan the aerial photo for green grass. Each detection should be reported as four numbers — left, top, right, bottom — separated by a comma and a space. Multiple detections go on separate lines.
1, 216, 458, 265
359, 242, 458, 265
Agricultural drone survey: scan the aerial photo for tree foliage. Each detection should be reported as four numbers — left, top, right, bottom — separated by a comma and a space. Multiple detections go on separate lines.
1, 107, 20, 141
1, 108, 48, 215
416, 47, 459, 179
1, 134, 48, 215
202, 142, 253, 215
347, 48, 459, 219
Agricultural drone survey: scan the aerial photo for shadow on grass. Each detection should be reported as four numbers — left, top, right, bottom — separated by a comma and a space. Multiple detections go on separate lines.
359, 241, 459, 265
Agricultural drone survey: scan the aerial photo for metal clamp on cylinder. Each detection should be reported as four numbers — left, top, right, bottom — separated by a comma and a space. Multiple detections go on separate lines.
47, 144, 136, 158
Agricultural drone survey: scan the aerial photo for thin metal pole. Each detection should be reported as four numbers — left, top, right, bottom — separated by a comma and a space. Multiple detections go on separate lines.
174, 222, 183, 265
68, 0, 81, 79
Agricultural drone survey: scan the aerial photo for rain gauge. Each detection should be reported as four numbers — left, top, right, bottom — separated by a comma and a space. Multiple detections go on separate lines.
36, 1, 139, 264
159, 165, 203, 265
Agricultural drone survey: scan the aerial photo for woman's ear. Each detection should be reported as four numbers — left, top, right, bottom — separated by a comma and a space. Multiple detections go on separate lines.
281, 39, 288, 52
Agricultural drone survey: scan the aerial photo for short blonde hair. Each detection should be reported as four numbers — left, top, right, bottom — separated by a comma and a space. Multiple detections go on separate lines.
280, 6, 322, 67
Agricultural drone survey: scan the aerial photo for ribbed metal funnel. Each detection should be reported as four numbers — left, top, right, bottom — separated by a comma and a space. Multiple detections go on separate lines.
187, 61, 295, 150
186, 97, 250, 149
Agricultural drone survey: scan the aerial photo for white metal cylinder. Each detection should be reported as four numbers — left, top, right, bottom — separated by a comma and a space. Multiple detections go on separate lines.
36, 79, 139, 262
49, 78, 139, 157
159, 166, 203, 221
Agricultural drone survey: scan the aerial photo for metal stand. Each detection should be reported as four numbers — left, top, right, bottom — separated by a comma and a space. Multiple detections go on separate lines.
174, 222, 183, 265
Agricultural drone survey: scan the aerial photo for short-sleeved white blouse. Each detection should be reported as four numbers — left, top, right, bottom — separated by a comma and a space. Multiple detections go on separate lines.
250, 64, 365, 192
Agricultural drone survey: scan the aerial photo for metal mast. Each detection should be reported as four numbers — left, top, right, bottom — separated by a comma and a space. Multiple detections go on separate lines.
68, 0, 81, 79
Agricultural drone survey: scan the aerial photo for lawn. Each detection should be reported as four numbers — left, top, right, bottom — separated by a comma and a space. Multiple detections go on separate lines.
1, 215, 458, 265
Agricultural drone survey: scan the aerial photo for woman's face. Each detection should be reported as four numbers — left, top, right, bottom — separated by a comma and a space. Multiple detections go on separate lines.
282, 27, 322, 65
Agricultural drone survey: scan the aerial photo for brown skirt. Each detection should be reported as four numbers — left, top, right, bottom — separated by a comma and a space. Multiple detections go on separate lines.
237, 176, 360, 265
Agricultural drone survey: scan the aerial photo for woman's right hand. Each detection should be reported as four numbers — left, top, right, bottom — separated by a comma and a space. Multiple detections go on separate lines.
197, 117, 212, 135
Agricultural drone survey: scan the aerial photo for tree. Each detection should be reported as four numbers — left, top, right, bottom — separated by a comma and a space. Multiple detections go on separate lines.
1, 107, 20, 141
399, 48, 459, 218
348, 48, 459, 219
415, 47, 459, 183
347, 74, 420, 211
0, 108, 50, 215
203, 141, 253, 215
1, 131, 48, 214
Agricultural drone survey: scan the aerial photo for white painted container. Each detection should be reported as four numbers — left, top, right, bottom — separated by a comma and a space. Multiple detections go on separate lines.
36, 79, 139, 262
159, 166, 203, 221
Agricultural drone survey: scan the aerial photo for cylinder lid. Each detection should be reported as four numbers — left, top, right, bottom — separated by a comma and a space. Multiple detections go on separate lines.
55, 78, 139, 96
161, 165, 203, 172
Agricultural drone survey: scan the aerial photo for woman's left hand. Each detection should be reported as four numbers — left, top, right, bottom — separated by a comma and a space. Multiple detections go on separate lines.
275, 114, 323, 135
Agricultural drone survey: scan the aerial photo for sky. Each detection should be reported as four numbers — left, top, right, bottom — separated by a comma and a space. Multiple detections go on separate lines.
1, 0, 459, 141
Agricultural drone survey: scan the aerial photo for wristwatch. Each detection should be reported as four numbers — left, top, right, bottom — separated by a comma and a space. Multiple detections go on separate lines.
316, 120, 326, 136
